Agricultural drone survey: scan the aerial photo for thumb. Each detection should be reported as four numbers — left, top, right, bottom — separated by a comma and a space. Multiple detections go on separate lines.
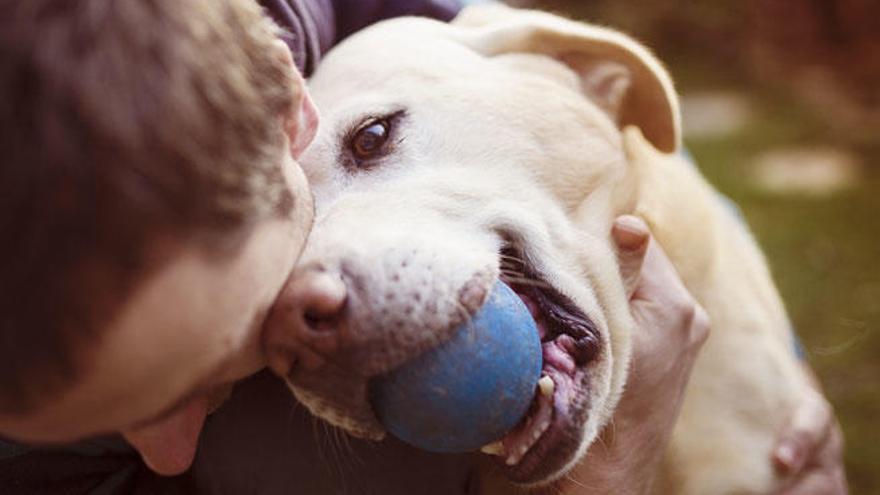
773, 389, 833, 475
612, 215, 650, 299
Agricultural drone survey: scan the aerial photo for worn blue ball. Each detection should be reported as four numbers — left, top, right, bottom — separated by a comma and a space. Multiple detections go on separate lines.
371, 281, 542, 453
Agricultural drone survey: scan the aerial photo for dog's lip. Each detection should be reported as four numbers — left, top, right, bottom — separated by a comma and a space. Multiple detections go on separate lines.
494, 246, 601, 482
499, 365, 588, 482
498, 245, 601, 362
494, 294, 595, 482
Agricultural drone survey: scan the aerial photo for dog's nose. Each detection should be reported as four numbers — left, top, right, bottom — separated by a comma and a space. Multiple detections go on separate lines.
297, 269, 347, 328
263, 266, 348, 377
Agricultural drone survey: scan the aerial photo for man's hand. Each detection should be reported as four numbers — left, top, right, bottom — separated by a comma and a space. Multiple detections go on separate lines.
554, 215, 710, 494
773, 369, 848, 494
551, 215, 847, 495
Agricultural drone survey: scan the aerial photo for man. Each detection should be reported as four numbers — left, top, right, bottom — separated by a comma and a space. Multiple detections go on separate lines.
0, 0, 844, 493
0, 0, 318, 483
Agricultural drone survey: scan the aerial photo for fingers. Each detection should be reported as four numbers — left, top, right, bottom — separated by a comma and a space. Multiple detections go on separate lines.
612, 215, 650, 298
774, 389, 834, 475
611, 215, 710, 350
779, 423, 847, 495
686, 303, 711, 351
780, 470, 848, 495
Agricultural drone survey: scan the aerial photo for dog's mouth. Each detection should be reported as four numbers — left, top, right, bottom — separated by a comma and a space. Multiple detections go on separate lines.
485, 245, 602, 483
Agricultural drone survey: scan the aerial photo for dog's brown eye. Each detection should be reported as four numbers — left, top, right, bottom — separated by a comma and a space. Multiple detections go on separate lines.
351, 119, 391, 160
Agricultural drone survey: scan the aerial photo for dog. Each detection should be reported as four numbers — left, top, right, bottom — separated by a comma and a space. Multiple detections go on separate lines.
263, 4, 814, 493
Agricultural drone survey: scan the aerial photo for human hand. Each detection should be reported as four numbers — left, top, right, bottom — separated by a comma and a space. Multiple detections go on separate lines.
773, 367, 848, 494
551, 215, 709, 494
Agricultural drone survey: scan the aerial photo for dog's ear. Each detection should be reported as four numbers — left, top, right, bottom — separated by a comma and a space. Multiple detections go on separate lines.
454, 4, 680, 153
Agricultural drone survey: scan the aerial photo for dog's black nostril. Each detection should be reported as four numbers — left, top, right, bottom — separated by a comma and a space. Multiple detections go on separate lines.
303, 310, 343, 333
296, 270, 348, 333
303, 312, 321, 327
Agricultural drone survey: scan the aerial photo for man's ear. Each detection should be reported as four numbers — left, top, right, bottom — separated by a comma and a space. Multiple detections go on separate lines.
271, 38, 297, 73
270, 39, 299, 137
272, 39, 301, 140
270, 39, 319, 158
453, 4, 680, 154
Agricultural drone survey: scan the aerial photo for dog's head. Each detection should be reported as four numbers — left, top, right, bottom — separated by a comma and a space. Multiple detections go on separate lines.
264, 4, 680, 485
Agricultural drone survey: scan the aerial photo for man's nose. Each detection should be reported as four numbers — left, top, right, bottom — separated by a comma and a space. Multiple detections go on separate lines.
263, 266, 348, 378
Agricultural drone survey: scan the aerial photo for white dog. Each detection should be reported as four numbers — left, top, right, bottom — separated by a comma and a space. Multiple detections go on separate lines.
264, 5, 814, 493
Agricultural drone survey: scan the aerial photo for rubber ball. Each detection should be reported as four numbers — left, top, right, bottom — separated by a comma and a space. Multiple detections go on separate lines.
371, 281, 542, 453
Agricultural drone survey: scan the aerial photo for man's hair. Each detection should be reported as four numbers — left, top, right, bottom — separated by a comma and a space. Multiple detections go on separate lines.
0, 0, 297, 413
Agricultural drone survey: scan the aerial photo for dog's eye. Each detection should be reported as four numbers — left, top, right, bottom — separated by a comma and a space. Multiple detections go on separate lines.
344, 110, 406, 169
351, 118, 392, 160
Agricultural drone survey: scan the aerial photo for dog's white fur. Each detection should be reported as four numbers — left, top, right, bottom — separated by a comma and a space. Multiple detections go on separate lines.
292, 4, 812, 493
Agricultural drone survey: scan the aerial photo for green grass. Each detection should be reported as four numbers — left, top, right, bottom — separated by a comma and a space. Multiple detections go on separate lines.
684, 85, 880, 492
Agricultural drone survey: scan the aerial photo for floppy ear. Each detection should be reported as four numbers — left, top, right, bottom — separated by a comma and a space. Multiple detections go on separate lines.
453, 4, 681, 153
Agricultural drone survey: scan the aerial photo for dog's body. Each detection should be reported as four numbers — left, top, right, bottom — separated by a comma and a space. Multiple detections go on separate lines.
610, 131, 805, 494
274, 5, 813, 493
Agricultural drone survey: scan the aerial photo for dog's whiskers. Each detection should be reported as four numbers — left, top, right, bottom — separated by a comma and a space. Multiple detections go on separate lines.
499, 252, 525, 264
499, 258, 525, 268
499, 266, 531, 279
563, 473, 594, 492
311, 415, 331, 469
453, 301, 475, 330
500, 276, 552, 289
314, 416, 363, 488
499, 271, 527, 281
499, 262, 551, 288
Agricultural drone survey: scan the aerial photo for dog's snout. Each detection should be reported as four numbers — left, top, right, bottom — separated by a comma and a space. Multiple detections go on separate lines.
261, 220, 501, 439
263, 266, 348, 377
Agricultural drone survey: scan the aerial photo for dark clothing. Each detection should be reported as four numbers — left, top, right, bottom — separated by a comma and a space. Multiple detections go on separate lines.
331, 0, 460, 42
260, 0, 336, 76
260, 0, 460, 76
1, 373, 480, 494
0, 435, 190, 494
186, 371, 479, 495
0, 1, 466, 493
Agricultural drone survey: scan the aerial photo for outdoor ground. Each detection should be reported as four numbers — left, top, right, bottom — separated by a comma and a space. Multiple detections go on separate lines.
677, 64, 880, 493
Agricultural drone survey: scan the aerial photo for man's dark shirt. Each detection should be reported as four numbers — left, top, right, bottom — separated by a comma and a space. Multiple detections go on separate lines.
0, 1, 470, 494
262, 0, 459, 76
1, 372, 480, 494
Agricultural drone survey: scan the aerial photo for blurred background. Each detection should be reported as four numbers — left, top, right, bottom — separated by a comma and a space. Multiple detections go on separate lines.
503, 0, 880, 491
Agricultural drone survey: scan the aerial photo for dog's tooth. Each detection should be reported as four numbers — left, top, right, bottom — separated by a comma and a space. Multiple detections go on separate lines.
532, 428, 542, 441
504, 445, 530, 466
539, 419, 551, 434
538, 375, 555, 397
480, 441, 505, 456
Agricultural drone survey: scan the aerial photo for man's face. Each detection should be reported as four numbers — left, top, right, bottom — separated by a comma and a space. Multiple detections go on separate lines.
0, 75, 319, 475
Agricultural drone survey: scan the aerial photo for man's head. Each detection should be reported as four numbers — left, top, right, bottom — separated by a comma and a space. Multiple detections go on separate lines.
0, 0, 317, 473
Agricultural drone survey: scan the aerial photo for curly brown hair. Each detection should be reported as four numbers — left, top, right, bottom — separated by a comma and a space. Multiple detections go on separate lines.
0, 0, 298, 413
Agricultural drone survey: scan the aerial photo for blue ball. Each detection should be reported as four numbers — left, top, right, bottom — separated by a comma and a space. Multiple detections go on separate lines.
371, 281, 543, 453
